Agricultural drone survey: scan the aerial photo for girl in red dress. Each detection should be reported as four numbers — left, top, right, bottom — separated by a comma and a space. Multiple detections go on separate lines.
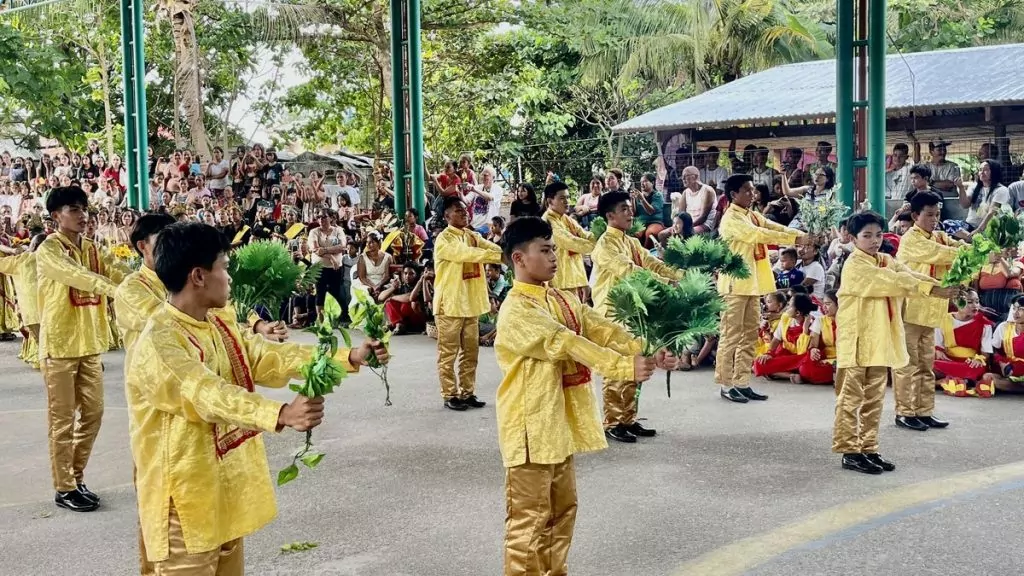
795, 290, 838, 385
934, 290, 996, 397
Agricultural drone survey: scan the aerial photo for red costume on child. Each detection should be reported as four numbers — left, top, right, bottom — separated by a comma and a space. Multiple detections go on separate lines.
798, 314, 837, 384
753, 314, 808, 376
934, 312, 993, 381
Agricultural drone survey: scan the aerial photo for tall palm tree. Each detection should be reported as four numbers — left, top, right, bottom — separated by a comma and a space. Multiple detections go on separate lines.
155, 0, 347, 158
579, 0, 832, 92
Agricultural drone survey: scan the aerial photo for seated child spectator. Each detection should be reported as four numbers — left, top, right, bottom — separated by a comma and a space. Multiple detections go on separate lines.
990, 295, 1024, 393
381, 262, 428, 335
794, 290, 839, 385
755, 291, 788, 358
479, 263, 510, 346
934, 290, 995, 397
488, 216, 506, 245
754, 293, 817, 379
774, 247, 805, 290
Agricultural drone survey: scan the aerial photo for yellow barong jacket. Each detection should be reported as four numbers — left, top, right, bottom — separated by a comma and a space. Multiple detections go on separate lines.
0, 252, 37, 325
717, 204, 803, 296
128, 302, 357, 561
495, 282, 641, 468
591, 227, 683, 317
542, 210, 595, 290
897, 225, 962, 328
432, 225, 503, 317
36, 232, 123, 359
836, 248, 939, 369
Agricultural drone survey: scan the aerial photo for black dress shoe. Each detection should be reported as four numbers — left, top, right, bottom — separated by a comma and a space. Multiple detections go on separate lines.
841, 453, 883, 475
55, 490, 99, 512
864, 453, 896, 472
917, 415, 949, 429
77, 483, 100, 504
895, 415, 928, 431
736, 386, 768, 401
720, 387, 749, 403
462, 395, 487, 408
627, 422, 656, 437
444, 398, 468, 411
605, 424, 637, 444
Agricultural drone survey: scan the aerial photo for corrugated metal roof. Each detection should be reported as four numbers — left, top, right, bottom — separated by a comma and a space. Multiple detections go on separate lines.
613, 43, 1024, 134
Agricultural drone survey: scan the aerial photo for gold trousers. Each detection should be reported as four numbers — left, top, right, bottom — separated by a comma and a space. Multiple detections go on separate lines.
893, 323, 936, 417
504, 456, 577, 576
43, 355, 104, 492
832, 366, 888, 454
436, 315, 479, 400
602, 379, 638, 429
152, 505, 243, 576
714, 295, 760, 388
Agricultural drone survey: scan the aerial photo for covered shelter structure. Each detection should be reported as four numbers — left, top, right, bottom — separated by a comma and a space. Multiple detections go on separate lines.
614, 43, 1024, 207
285, 151, 375, 208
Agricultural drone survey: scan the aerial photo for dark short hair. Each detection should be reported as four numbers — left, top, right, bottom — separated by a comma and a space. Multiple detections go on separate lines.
543, 181, 568, 200
485, 262, 503, 272
46, 186, 88, 213
441, 195, 465, 214
502, 216, 552, 262
910, 190, 942, 214
846, 211, 886, 236
896, 211, 914, 223
824, 289, 838, 305
789, 284, 809, 295
893, 143, 909, 154
780, 247, 798, 260
155, 223, 230, 293
130, 213, 176, 257
725, 174, 753, 199
491, 215, 505, 226
597, 191, 631, 220
909, 163, 932, 181
402, 262, 419, 274
817, 141, 833, 152
790, 293, 817, 316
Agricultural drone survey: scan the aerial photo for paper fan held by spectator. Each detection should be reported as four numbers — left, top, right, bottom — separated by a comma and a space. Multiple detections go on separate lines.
943, 213, 1024, 290
661, 235, 750, 279
607, 269, 724, 397
589, 216, 643, 240
229, 240, 321, 322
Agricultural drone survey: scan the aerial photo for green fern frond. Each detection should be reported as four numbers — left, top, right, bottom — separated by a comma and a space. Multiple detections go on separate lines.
229, 241, 309, 321
663, 235, 751, 279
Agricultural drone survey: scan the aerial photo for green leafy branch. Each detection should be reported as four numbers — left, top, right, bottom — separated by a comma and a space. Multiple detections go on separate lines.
942, 212, 1024, 289
662, 235, 750, 279
229, 241, 321, 322
608, 270, 724, 396
349, 289, 394, 407
277, 293, 350, 486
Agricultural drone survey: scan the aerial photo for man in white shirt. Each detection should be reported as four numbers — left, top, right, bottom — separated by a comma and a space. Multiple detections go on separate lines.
885, 143, 914, 200
697, 147, 730, 192
749, 148, 779, 188
928, 141, 961, 193
474, 166, 505, 222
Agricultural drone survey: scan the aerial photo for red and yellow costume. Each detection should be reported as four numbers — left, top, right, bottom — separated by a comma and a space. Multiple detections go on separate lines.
799, 314, 838, 385
753, 313, 809, 376
934, 313, 993, 382
754, 313, 781, 357
993, 321, 1024, 380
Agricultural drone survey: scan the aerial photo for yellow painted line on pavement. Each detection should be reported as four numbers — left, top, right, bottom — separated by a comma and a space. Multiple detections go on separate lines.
673, 459, 1024, 576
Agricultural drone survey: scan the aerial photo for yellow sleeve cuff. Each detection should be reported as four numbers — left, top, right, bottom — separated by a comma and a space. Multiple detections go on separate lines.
257, 398, 286, 433
333, 348, 360, 374
610, 354, 636, 382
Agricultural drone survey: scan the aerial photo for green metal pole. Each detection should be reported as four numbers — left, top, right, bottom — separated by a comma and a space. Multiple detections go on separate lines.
407, 0, 425, 221
835, 0, 855, 210
867, 0, 887, 216
389, 0, 407, 217
119, 0, 139, 209
131, 0, 150, 209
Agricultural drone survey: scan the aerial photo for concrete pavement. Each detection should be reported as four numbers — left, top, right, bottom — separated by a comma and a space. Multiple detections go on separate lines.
2, 332, 1024, 575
